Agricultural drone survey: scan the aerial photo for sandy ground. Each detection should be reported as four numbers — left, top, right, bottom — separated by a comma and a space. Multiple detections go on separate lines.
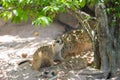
0, 21, 64, 59
0, 21, 117, 80
0, 21, 65, 80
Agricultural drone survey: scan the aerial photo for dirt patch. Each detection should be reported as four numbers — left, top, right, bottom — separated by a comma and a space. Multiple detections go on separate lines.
0, 21, 113, 80
0, 21, 65, 80
0, 21, 64, 58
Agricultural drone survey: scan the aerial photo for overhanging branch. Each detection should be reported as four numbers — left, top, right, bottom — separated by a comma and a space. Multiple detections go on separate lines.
66, 8, 95, 42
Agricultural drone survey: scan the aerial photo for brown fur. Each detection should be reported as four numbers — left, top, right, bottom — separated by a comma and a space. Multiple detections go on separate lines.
32, 39, 64, 71
62, 42, 92, 58
56, 29, 92, 58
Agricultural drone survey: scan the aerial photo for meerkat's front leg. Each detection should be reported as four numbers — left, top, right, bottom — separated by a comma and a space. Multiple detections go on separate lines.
32, 59, 41, 71
58, 51, 64, 60
54, 51, 64, 61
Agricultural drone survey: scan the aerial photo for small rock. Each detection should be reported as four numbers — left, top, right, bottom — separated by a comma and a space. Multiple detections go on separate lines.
21, 53, 28, 58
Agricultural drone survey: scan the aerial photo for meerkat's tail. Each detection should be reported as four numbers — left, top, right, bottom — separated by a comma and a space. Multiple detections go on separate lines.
18, 59, 32, 65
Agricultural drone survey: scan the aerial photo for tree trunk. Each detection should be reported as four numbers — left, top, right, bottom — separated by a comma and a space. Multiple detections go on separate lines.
95, 1, 120, 78
66, 0, 120, 78
115, 18, 120, 68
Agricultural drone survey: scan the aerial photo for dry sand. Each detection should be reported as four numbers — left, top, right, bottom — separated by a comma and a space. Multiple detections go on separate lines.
0, 21, 110, 80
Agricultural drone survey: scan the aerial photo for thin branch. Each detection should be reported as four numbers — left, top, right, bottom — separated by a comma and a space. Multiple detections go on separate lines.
66, 8, 94, 42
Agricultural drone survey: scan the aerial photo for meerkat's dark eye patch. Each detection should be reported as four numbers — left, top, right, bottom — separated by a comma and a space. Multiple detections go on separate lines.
56, 40, 60, 43
55, 39, 62, 44
44, 71, 49, 75
55, 39, 64, 45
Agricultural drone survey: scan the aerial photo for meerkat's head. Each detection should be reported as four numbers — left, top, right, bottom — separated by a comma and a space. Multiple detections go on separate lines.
54, 38, 64, 51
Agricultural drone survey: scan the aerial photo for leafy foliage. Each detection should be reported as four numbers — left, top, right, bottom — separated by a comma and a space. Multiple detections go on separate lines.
101, 0, 120, 27
0, 0, 119, 26
0, 0, 87, 26
87, 0, 98, 6
98, 0, 120, 18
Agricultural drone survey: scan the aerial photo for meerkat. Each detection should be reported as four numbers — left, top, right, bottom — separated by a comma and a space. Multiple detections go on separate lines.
32, 39, 64, 71
55, 29, 92, 59
18, 39, 64, 71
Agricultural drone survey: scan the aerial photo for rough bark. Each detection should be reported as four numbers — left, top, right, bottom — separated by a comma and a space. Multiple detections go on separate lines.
95, 3, 109, 74
94, 36, 101, 69
95, 1, 119, 78
65, 1, 120, 78
116, 18, 120, 68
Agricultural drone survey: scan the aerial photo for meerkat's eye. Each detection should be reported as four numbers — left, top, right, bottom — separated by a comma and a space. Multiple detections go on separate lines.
56, 40, 60, 43
51, 71, 56, 76
44, 71, 49, 75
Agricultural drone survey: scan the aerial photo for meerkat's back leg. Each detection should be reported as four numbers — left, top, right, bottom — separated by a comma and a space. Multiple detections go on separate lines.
32, 58, 42, 71
40, 57, 53, 68
32, 54, 54, 71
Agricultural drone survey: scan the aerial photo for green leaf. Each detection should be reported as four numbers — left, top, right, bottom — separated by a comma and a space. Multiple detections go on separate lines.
88, 0, 98, 6
13, 10, 18, 16
79, 0, 86, 8
11, 16, 21, 23
32, 16, 52, 27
